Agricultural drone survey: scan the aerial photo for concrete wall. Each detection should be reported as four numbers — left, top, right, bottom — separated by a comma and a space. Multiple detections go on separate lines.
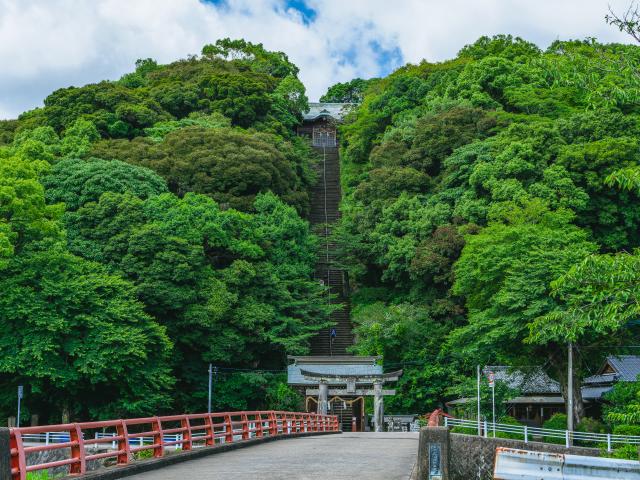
417, 427, 599, 480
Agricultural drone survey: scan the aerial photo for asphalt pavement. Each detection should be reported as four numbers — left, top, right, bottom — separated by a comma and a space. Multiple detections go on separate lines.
125, 432, 418, 480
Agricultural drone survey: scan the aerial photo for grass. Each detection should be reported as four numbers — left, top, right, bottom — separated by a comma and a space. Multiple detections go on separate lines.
26, 471, 51, 480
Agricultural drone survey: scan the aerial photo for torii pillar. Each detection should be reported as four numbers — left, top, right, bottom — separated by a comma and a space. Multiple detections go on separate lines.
373, 380, 384, 432
317, 380, 329, 415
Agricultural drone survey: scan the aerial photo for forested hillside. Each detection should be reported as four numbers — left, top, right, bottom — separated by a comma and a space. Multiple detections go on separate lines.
4, 28, 640, 444
0, 39, 331, 423
336, 35, 640, 423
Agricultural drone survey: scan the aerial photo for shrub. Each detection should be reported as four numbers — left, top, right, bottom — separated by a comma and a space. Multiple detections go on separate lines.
607, 444, 638, 460
494, 416, 524, 440
542, 413, 567, 444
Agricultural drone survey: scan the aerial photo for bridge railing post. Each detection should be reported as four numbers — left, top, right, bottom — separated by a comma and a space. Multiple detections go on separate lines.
9, 428, 26, 480
152, 417, 164, 458
68, 423, 86, 475
256, 413, 263, 438
225, 414, 234, 443
205, 414, 214, 446
116, 420, 130, 465
180, 416, 192, 450
269, 411, 278, 436
241, 413, 249, 440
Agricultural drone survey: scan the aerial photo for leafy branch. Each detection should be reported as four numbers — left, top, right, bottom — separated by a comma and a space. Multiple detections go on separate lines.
606, 2, 640, 43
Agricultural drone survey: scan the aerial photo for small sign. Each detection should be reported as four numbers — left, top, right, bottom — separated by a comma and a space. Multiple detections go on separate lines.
17, 385, 23, 399
488, 372, 495, 388
428, 443, 442, 480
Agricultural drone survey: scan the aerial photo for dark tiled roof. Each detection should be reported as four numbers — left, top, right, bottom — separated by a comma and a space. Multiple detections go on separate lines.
485, 366, 561, 394
584, 355, 640, 384
582, 385, 614, 400
302, 103, 355, 122
287, 356, 383, 386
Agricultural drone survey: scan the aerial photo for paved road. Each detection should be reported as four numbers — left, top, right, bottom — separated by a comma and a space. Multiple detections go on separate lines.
126, 432, 418, 480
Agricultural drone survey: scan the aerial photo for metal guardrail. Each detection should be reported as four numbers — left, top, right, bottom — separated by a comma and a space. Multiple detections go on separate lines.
445, 417, 640, 451
494, 447, 640, 479
9, 410, 339, 480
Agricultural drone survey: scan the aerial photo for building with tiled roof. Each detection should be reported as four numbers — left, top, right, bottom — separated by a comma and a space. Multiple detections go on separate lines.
446, 355, 640, 426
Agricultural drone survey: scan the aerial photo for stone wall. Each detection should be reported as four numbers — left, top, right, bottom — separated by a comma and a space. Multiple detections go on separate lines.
0, 427, 107, 480
417, 427, 600, 480
26, 448, 106, 477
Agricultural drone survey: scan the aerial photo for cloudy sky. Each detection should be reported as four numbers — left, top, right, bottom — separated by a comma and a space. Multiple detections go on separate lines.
0, 0, 635, 119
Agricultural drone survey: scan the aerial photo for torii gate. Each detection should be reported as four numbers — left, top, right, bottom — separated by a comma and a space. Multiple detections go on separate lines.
300, 369, 402, 432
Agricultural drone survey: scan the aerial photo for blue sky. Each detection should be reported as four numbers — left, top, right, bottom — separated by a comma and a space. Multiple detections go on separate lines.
0, 0, 634, 119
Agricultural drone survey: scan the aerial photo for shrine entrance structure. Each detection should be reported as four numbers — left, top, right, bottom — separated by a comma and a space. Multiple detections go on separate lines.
288, 356, 402, 432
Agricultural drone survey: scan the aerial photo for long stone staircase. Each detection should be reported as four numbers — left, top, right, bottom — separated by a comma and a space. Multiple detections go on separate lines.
308, 146, 354, 356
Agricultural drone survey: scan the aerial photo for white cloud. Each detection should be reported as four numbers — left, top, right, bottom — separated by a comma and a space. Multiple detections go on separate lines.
0, 0, 635, 119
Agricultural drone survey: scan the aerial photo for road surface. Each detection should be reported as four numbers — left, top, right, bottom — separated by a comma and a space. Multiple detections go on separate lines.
126, 432, 418, 480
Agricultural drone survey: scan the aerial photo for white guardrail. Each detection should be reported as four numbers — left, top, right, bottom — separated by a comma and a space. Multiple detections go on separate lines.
445, 417, 640, 452
494, 447, 640, 480
21, 421, 280, 450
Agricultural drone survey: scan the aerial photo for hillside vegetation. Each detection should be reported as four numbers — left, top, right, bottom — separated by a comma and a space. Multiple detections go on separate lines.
3, 30, 640, 442
0, 39, 331, 422
336, 35, 640, 421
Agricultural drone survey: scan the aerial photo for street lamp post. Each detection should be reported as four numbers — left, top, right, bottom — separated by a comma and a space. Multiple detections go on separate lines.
17, 386, 23, 428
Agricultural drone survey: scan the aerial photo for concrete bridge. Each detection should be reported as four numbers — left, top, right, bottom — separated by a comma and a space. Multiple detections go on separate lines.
126, 432, 418, 480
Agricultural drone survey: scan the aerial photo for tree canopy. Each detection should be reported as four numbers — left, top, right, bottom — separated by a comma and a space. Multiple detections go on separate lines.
336, 34, 640, 419
0, 39, 329, 423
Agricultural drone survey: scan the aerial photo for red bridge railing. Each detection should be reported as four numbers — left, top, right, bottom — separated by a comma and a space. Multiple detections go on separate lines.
9, 410, 339, 480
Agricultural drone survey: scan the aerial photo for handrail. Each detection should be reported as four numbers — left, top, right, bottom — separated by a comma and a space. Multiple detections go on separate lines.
444, 417, 640, 451
9, 410, 339, 480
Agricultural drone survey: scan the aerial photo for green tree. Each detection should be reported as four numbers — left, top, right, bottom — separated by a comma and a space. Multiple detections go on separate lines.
42, 157, 168, 211
202, 38, 299, 78
0, 150, 173, 422
447, 201, 597, 417
64, 191, 332, 411
90, 126, 315, 213
320, 78, 372, 103
0, 246, 173, 421
529, 252, 640, 420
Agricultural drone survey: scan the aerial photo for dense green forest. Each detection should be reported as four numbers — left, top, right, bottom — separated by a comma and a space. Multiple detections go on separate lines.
0, 39, 332, 422
4, 24, 640, 454
335, 34, 640, 445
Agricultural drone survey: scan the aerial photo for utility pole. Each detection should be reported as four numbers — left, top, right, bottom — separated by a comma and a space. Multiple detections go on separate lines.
477, 365, 481, 436
567, 343, 574, 446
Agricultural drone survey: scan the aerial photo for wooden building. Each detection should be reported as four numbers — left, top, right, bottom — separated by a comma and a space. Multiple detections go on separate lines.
297, 103, 354, 147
